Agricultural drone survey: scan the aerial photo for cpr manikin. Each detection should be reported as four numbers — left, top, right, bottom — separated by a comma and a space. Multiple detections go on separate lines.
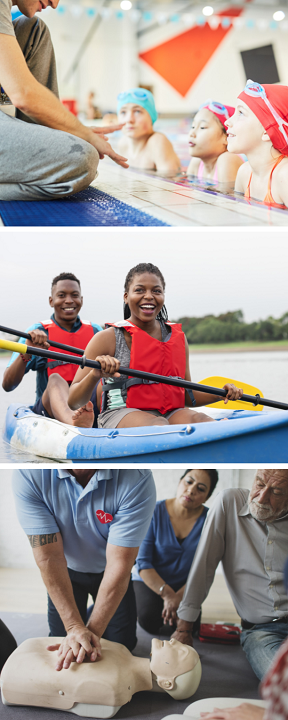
1, 637, 201, 719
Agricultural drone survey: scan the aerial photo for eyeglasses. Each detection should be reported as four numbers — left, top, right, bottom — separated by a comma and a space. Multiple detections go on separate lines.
117, 89, 150, 102
243, 79, 288, 144
199, 100, 230, 119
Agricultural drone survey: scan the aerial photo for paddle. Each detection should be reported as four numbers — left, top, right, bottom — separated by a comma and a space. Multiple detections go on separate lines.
0, 324, 84, 356
0, 324, 263, 410
1, 338, 287, 411
199, 377, 264, 411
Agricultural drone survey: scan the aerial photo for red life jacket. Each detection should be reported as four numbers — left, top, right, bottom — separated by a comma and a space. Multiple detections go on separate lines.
41, 318, 94, 384
103, 320, 186, 414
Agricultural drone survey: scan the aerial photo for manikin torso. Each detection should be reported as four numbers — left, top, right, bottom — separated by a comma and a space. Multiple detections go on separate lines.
1, 637, 202, 719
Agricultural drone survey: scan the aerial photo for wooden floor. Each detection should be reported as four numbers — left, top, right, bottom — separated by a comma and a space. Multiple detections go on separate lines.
0, 567, 240, 623
91, 161, 288, 227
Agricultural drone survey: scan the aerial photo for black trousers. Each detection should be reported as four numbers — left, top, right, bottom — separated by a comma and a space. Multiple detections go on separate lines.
133, 580, 201, 636
47, 568, 137, 651
0, 619, 17, 672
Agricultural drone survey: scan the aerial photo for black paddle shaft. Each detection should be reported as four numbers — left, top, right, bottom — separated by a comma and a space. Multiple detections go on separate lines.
0, 324, 84, 356
23, 344, 288, 412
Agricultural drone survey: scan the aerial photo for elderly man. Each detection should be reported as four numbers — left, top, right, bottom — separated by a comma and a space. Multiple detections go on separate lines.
172, 469, 288, 680
12, 468, 156, 670
0, 0, 127, 200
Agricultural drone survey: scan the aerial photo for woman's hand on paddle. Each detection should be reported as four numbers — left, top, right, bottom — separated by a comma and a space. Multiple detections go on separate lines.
200, 704, 265, 720
47, 625, 101, 671
222, 383, 243, 404
94, 355, 121, 379
88, 131, 128, 167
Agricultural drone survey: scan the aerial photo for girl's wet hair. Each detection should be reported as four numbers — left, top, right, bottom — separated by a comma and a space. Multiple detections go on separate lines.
123, 263, 168, 321
180, 469, 219, 499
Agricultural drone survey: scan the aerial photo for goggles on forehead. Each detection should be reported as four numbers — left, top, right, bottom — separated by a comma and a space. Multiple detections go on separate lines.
117, 89, 150, 103
243, 79, 288, 144
199, 100, 230, 120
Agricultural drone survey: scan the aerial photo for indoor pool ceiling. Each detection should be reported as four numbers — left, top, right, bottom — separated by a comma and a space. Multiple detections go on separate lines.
82, 0, 288, 11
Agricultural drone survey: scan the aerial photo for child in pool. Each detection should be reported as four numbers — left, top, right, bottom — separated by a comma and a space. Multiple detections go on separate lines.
117, 88, 181, 175
187, 101, 243, 182
226, 80, 288, 209
68, 262, 243, 430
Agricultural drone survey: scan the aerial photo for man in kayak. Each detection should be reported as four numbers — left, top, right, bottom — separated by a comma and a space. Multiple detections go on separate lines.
0, 0, 128, 200
172, 469, 288, 680
2, 272, 102, 428
12, 468, 156, 664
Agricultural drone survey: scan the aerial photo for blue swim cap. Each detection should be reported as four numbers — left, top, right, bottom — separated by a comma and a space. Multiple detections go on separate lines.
117, 88, 158, 124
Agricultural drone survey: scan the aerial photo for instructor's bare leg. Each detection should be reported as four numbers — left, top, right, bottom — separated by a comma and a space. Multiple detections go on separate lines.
42, 375, 94, 428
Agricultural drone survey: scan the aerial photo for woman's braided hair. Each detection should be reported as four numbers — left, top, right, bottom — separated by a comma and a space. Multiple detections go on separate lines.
123, 263, 168, 321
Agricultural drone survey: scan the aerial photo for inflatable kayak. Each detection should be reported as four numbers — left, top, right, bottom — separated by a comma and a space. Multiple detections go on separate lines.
4, 403, 288, 462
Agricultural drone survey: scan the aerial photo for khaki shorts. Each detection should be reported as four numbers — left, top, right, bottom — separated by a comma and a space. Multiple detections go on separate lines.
97, 407, 183, 429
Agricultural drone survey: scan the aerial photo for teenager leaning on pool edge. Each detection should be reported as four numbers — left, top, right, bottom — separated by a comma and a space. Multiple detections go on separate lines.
68, 263, 243, 429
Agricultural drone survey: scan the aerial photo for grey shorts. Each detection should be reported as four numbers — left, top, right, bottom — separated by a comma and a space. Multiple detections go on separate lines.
97, 407, 182, 429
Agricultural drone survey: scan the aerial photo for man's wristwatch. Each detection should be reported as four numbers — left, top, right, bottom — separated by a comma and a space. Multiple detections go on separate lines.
159, 583, 166, 595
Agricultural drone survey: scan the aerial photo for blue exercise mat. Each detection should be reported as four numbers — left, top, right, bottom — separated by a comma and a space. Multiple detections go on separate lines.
0, 187, 169, 227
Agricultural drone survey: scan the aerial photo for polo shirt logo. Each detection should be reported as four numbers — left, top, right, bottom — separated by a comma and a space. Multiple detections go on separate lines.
96, 509, 113, 524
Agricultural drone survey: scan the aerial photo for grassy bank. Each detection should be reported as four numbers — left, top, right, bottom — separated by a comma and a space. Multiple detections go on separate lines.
188, 340, 288, 353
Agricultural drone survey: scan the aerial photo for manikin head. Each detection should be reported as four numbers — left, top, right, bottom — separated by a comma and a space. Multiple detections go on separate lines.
150, 638, 202, 699
16, 0, 59, 17
248, 469, 288, 523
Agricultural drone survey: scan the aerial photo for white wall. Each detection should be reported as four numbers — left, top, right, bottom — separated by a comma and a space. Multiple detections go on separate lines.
0, 468, 255, 569
41, 7, 288, 113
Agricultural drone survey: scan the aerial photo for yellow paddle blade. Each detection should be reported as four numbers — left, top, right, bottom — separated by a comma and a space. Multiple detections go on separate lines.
0, 338, 27, 354
199, 376, 264, 411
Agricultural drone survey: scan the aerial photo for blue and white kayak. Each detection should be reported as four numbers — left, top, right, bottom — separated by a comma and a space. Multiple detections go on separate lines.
4, 403, 288, 462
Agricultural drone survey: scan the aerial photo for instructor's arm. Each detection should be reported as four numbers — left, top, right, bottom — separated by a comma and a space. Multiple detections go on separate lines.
87, 543, 138, 638
0, 34, 128, 167
29, 531, 101, 670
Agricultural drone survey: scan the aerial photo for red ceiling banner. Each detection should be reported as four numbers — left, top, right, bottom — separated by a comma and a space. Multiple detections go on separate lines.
139, 18, 237, 96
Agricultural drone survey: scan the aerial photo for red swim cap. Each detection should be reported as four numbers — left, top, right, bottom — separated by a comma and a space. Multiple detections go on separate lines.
238, 82, 288, 156
200, 101, 235, 129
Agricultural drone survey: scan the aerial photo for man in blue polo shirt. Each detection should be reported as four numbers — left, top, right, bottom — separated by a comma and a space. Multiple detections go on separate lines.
2, 272, 102, 428
12, 468, 156, 670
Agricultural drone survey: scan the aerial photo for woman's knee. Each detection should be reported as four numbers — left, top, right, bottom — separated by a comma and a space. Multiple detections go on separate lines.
137, 605, 162, 634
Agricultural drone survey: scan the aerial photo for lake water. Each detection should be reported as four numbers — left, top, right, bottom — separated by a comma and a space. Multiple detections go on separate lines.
0, 351, 287, 463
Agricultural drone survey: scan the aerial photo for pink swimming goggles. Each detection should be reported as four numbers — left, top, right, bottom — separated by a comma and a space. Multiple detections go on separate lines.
199, 100, 235, 128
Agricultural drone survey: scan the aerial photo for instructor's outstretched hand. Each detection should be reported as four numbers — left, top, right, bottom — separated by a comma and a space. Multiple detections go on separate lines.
88, 130, 128, 167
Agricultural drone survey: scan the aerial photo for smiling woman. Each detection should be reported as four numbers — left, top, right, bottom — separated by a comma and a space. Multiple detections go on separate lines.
68, 262, 243, 429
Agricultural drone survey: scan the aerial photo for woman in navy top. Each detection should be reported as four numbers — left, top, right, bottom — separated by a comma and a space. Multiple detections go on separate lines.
132, 468, 219, 635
